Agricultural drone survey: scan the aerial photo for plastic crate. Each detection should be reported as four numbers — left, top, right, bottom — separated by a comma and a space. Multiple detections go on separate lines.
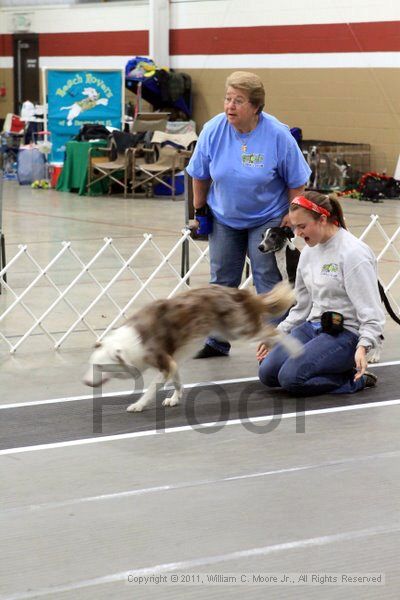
153, 173, 184, 196
302, 140, 371, 189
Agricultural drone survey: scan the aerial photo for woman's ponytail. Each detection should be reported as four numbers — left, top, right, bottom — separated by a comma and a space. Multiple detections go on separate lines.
328, 194, 347, 229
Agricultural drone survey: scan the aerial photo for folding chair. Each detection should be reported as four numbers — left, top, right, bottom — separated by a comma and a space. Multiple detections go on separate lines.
87, 132, 137, 198
131, 130, 197, 201
2, 113, 26, 137
0, 114, 26, 178
130, 112, 170, 134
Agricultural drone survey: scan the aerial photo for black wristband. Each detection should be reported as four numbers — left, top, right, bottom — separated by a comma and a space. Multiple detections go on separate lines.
194, 206, 208, 217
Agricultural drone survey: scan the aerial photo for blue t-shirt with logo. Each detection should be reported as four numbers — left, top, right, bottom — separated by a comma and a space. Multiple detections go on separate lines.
186, 112, 311, 229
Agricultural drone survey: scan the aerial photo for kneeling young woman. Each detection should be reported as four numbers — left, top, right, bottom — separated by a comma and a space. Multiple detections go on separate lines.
258, 191, 385, 395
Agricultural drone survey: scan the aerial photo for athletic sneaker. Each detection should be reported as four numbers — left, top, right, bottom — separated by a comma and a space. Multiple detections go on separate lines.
363, 371, 378, 388
194, 344, 229, 359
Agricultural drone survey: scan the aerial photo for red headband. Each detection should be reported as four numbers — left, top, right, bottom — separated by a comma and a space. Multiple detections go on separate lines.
291, 195, 331, 217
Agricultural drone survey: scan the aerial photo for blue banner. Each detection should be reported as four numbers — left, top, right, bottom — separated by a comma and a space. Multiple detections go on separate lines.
47, 69, 123, 163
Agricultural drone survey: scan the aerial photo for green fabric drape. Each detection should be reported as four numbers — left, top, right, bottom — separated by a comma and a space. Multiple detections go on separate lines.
56, 140, 109, 196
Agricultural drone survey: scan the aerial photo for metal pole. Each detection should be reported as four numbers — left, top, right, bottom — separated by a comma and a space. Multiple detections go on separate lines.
181, 171, 191, 281
0, 167, 6, 293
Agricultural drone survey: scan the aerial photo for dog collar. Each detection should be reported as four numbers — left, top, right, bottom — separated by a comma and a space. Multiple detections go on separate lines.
291, 196, 331, 217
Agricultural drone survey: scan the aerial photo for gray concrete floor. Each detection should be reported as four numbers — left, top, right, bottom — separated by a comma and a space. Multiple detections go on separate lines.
1, 182, 400, 599
1, 183, 400, 400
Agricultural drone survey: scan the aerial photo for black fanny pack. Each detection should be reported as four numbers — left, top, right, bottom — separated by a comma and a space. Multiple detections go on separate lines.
320, 311, 344, 335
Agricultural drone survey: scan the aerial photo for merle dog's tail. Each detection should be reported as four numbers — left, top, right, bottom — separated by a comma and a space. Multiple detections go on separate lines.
259, 281, 296, 318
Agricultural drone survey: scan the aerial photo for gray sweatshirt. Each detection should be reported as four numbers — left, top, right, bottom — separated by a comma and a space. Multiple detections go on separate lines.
278, 228, 385, 349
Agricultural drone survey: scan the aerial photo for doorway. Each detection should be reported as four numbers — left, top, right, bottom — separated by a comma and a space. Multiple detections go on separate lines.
13, 33, 39, 114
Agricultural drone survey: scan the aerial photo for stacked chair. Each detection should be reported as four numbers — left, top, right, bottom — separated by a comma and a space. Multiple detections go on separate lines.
131, 130, 197, 201
87, 131, 137, 198
0, 114, 26, 178
87, 114, 171, 198
130, 112, 170, 134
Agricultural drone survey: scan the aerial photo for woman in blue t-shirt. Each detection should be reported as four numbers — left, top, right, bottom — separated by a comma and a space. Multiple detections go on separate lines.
186, 70, 311, 358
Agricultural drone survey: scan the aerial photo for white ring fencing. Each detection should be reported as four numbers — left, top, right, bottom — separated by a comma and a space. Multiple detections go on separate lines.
0, 216, 399, 353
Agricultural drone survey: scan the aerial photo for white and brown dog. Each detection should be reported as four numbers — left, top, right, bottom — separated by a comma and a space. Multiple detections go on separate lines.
61, 87, 109, 126
83, 282, 300, 412
258, 226, 300, 285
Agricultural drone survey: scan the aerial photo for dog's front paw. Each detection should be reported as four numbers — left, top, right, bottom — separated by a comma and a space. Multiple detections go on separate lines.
367, 352, 381, 364
126, 401, 145, 412
162, 392, 181, 407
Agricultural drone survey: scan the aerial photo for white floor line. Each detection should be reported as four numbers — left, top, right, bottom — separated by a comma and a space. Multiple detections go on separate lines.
1, 398, 400, 457
2, 524, 398, 600
0, 377, 259, 410
3, 450, 399, 515
367, 359, 400, 368
1, 361, 399, 410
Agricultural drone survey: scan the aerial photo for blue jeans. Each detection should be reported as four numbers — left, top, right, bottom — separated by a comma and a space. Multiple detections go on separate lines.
259, 322, 365, 395
206, 217, 283, 354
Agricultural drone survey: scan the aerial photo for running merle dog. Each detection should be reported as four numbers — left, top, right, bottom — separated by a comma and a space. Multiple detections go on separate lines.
83, 282, 299, 411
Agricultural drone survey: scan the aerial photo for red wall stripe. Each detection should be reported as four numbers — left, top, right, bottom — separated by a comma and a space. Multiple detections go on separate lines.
1, 21, 400, 58
39, 31, 148, 56
0, 34, 13, 56
170, 21, 400, 55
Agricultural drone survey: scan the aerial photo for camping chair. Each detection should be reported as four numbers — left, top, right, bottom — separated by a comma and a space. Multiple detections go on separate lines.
87, 131, 139, 198
2, 113, 26, 137
130, 112, 170, 134
0, 114, 27, 177
131, 130, 197, 201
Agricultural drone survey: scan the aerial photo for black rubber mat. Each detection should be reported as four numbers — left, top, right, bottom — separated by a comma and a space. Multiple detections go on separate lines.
1, 365, 398, 450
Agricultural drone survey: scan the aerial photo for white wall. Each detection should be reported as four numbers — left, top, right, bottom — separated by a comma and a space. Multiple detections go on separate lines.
2, 0, 400, 36
0, 2, 148, 34
171, 0, 400, 28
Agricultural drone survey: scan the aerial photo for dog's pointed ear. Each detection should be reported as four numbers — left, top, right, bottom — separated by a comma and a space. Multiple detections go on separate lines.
283, 226, 295, 239
116, 348, 132, 367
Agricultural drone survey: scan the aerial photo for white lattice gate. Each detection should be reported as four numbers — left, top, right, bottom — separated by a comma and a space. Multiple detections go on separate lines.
0, 216, 399, 353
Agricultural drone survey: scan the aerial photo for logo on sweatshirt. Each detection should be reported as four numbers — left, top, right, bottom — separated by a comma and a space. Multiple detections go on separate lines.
321, 263, 339, 278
